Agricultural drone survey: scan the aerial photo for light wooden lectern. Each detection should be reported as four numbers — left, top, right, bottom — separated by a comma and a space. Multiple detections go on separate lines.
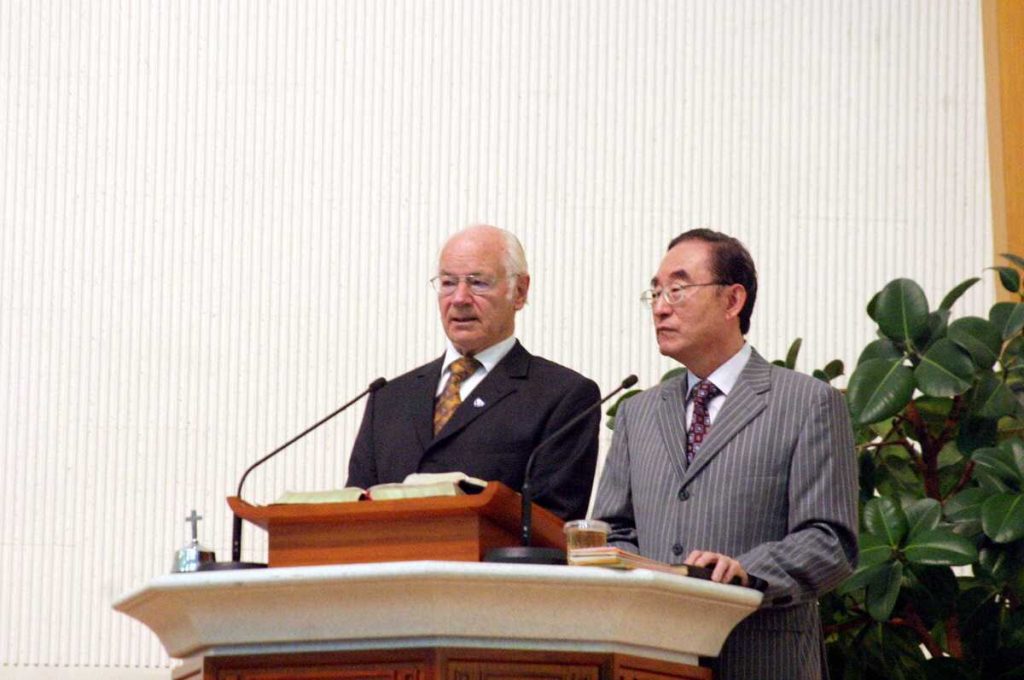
227, 481, 566, 566
114, 483, 762, 680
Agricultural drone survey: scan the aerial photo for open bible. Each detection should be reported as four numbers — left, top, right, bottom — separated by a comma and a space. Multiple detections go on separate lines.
272, 472, 488, 504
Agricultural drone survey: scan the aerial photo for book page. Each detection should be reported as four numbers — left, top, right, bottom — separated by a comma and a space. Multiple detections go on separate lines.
401, 471, 488, 488
368, 481, 466, 500
272, 488, 366, 504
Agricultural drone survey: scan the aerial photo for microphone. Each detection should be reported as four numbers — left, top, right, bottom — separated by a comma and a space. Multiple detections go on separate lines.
201, 377, 388, 570
485, 374, 639, 565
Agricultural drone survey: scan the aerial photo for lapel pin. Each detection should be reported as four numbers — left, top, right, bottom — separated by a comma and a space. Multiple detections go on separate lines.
473, 397, 486, 408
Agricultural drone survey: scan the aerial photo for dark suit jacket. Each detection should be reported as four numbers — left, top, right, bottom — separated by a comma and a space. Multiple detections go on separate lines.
348, 341, 601, 520
593, 350, 858, 680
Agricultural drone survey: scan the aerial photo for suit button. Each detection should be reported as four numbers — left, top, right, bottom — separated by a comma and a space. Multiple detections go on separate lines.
677, 488, 690, 501
672, 543, 684, 556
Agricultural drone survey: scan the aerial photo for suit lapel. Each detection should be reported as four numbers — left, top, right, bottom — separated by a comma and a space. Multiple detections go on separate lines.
682, 350, 772, 483
656, 374, 691, 483
412, 356, 445, 451
430, 341, 527, 446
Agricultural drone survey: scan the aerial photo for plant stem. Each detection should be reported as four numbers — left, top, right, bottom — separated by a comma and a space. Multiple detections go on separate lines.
893, 603, 944, 659
905, 402, 942, 499
857, 438, 920, 459
923, 455, 941, 499
936, 395, 965, 445
945, 611, 963, 659
942, 461, 975, 502
822, 616, 871, 636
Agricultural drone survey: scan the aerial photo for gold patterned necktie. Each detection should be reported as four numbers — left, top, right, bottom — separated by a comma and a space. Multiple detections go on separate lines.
433, 356, 481, 435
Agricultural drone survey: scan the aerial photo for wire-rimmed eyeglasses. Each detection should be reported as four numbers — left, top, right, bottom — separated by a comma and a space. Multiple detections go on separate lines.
640, 282, 727, 308
430, 274, 516, 297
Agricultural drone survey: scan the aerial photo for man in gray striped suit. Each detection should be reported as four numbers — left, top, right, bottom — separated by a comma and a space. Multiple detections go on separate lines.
593, 229, 858, 679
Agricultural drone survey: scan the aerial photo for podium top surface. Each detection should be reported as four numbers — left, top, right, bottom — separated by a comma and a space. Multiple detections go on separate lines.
228, 481, 568, 555
228, 481, 535, 525
114, 561, 763, 665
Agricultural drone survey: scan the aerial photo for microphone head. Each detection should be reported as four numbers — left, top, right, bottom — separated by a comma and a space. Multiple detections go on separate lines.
368, 377, 388, 392
621, 374, 639, 389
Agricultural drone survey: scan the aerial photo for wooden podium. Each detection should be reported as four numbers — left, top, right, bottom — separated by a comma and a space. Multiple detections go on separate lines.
228, 481, 566, 566
115, 562, 763, 680
114, 484, 762, 679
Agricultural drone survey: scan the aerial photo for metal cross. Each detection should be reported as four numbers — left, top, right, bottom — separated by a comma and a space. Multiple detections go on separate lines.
185, 510, 203, 542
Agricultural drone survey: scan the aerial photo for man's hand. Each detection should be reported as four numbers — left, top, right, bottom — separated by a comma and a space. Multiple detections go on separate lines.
685, 550, 749, 587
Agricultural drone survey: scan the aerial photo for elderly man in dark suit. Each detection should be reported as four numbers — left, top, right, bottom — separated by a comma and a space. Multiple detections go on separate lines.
593, 229, 858, 679
348, 225, 600, 520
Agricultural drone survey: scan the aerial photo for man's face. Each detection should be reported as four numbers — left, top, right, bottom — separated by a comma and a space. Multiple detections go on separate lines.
651, 240, 741, 365
437, 231, 528, 355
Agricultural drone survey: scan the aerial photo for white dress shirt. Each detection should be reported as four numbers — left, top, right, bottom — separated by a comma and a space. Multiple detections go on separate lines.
436, 335, 518, 399
684, 343, 752, 426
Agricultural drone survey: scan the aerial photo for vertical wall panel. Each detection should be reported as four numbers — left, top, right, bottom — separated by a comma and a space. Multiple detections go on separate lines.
0, 0, 993, 674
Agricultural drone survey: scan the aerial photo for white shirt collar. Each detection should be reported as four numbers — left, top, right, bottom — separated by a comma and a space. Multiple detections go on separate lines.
441, 335, 518, 375
686, 343, 752, 399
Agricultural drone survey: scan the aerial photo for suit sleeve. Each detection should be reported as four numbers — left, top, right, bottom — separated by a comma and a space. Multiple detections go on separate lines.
591, 395, 639, 550
737, 386, 859, 606
346, 392, 379, 488
528, 376, 602, 521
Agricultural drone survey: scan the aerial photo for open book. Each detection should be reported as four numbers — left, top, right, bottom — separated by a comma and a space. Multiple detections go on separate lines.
272, 472, 488, 505
568, 546, 723, 582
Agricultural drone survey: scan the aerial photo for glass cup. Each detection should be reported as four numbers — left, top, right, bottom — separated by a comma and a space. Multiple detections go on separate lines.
563, 519, 611, 551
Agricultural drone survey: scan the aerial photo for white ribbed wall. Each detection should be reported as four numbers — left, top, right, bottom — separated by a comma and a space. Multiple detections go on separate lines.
0, 1, 993, 675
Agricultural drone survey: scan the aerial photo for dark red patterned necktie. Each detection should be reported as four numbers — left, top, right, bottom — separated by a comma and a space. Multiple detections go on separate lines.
686, 380, 721, 464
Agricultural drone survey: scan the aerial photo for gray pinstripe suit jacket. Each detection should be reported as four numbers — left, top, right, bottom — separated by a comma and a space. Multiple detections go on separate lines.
593, 350, 858, 680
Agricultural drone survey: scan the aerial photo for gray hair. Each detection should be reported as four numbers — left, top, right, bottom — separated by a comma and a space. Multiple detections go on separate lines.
441, 224, 529, 276
500, 229, 529, 277
498, 229, 529, 303
439, 225, 530, 301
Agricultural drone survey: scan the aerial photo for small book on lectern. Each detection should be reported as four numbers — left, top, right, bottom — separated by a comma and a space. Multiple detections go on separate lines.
568, 546, 722, 581
272, 472, 488, 505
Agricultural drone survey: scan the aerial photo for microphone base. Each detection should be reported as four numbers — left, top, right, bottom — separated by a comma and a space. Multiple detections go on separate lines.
483, 546, 566, 565
195, 560, 267, 571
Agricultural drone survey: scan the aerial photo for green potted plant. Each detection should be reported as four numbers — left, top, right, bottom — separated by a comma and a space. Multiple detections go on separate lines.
823, 258, 1024, 679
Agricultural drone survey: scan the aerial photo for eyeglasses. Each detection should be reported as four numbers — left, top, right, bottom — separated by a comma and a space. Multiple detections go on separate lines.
640, 282, 727, 308
430, 274, 515, 296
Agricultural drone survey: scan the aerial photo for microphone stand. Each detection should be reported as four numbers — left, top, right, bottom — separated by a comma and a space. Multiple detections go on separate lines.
485, 375, 638, 565
198, 378, 387, 571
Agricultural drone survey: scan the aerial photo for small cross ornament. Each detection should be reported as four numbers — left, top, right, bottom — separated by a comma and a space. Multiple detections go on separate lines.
185, 510, 203, 542
172, 509, 216, 573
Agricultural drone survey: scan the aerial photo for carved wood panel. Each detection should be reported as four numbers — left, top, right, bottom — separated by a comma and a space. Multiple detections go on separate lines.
612, 659, 711, 680
195, 648, 708, 680
445, 660, 599, 680
213, 664, 426, 680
